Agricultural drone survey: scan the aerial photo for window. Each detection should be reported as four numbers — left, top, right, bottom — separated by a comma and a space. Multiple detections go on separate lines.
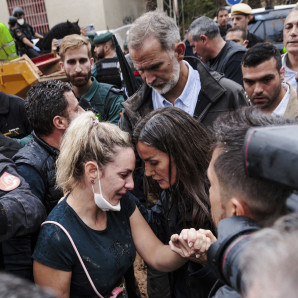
7, 0, 49, 34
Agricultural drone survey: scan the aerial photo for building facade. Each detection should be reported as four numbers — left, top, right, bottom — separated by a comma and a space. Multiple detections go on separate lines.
1, 0, 146, 34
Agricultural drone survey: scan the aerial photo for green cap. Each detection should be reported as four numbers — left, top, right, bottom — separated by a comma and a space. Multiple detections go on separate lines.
93, 32, 113, 44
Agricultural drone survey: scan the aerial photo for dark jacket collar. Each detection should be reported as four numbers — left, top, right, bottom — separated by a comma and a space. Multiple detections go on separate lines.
32, 131, 60, 157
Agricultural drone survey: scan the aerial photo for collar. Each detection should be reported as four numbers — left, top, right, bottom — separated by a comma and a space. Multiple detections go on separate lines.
80, 77, 97, 102
177, 60, 201, 107
272, 82, 290, 116
152, 60, 200, 108
32, 131, 60, 157
282, 53, 297, 75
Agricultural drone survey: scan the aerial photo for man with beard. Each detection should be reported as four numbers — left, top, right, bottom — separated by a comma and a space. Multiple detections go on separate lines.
119, 10, 247, 298
120, 10, 247, 135
59, 34, 124, 124
91, 32, 122, 88
242, 43, 298, 118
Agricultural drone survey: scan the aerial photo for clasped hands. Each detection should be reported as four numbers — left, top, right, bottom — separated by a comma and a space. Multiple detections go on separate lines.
169, 228, 217, 265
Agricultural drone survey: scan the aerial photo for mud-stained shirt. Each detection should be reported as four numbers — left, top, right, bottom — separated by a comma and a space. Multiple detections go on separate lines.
33, 193, 136, 297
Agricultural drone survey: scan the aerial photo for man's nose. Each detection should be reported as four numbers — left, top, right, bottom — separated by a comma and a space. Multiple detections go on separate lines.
254, 82, 264, 94
143, 71, 156, 85
289, 25, 298, 36
75, 62, 82, 72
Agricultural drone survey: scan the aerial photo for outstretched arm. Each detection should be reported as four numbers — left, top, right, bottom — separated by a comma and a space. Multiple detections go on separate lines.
130, 206, 187, 272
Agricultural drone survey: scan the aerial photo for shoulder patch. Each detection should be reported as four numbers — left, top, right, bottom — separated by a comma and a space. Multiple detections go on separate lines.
17, 31, 22, 37
0, 172, 20, 191
110, 87, 122, 94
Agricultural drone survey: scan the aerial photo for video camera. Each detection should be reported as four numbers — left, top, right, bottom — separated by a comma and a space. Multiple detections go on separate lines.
207, 125, 298, 292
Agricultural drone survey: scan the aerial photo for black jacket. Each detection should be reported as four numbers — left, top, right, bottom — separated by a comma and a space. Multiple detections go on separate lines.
137, 191, 217, 298
0, 154, 46, 281
0, 154, 46, 241
0, 91, 31, 139
119, 56, 247, 134
207, 41, 247, 86
13, 131, 62, 214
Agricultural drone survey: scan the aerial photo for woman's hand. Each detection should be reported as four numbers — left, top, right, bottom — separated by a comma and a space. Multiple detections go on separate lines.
169, 228, 217, 265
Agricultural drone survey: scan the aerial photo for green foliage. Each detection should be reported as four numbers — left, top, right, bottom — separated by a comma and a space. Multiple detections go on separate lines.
164, 0, 217, 35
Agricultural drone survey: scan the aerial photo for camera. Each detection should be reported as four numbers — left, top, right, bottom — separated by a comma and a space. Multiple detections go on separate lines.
207, 125, 298, 292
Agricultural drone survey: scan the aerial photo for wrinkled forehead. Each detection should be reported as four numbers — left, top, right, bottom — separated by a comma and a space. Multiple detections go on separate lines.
285, 10, 298, 25
129, 36, 171, 65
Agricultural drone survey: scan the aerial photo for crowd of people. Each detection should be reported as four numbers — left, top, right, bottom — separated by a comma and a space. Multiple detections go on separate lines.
0, 2, 298, 298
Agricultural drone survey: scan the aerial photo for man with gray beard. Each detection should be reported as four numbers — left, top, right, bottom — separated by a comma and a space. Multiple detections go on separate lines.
119, 10, 247, 135
119, 10, 247, 298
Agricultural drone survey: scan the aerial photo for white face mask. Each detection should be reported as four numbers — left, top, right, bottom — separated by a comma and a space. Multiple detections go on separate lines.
91, 167, 121, 212
17, 18, 24, 26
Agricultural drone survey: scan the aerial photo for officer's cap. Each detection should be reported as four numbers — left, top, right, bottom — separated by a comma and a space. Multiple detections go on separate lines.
13, 7, 24, 18
231, 3, 252, 16
94, 32, 113, 44
8, 16, 17, 26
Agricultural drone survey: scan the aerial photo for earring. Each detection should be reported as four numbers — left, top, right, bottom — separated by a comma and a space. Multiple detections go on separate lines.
90, 179, 95, 184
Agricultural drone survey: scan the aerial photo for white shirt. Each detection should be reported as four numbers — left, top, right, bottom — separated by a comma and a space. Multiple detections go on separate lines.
152, 61, 201, 116
282, 53, 297, 91
273, 83, 290, 116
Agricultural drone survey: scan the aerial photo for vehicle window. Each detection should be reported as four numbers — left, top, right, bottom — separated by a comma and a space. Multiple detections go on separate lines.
264, 18, 284, 42
254, 22, 265, 41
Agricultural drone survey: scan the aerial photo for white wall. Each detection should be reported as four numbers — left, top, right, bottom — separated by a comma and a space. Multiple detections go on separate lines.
0, 0, 11, 27
45, 0, 145, 31
0, 0, 146, 32
103, 0, 146, 29
45, 0, 106, 30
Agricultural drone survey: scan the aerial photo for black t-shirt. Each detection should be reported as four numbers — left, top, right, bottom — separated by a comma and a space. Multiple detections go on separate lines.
208, 42, 246, 86
33, 193, 136, 297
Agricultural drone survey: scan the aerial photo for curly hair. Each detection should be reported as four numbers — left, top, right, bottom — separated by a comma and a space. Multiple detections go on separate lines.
25, 80, 73, 137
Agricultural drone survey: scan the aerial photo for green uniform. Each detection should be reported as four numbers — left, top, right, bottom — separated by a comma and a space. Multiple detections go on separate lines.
80, 77, 124, 125
0, 23, 18, 62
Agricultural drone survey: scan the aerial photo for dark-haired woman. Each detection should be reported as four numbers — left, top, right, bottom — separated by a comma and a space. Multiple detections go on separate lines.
133, 107, 216, 298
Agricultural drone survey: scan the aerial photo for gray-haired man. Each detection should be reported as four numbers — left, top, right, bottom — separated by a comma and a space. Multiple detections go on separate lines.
119, 9, 247, 298
120, 11, 247, 135
188, 16, 247, 86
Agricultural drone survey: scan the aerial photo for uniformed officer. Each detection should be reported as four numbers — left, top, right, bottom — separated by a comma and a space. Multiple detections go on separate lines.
0, 23, 18, 62
12, 7, 43, 58
0, 153, 46, 280
59, 34, 124, 125
8, 16, 17, 37
92, 32, 122, 88
0, 153, 46, 241
0, 91, 32, 144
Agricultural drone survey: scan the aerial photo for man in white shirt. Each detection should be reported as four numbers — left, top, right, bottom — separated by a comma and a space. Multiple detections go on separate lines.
242, 42, 298, 118
282, 6, 298, 91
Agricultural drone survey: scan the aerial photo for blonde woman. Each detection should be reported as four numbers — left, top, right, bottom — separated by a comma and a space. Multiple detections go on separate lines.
32, 111, 187, 298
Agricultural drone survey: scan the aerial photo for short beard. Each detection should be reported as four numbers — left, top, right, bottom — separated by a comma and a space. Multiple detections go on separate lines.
67, 70, 91, 88
150, 55, 180, 95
